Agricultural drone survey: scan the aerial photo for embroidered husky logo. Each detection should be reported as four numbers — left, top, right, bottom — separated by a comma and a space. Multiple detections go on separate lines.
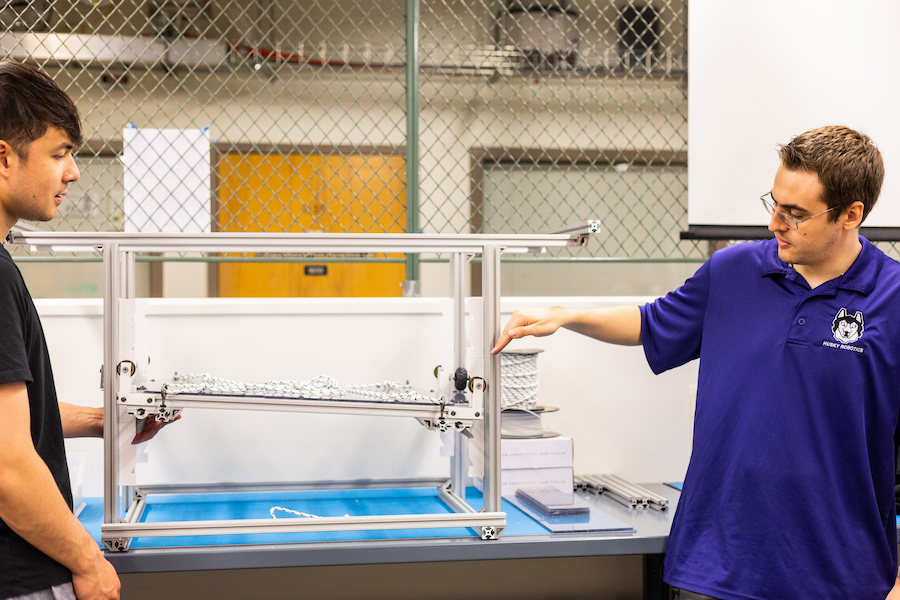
832, 308, 864, 344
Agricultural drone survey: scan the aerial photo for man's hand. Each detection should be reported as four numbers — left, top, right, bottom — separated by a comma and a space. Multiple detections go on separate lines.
71, 552, 120, 600
885, 577, 900, 600
131, 413, 181, 445
60, 404, 181, 444
491, 305, 642, 355
492, 307, 567, 354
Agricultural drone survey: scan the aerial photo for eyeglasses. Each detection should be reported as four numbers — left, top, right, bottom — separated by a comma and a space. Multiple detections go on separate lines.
760, 192, 840, 230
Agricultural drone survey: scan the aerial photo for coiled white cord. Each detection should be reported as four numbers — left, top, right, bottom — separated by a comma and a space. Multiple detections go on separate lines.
500, 351, 540, 410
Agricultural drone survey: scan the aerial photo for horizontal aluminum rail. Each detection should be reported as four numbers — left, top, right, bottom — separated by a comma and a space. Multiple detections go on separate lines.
8, 228, 596, 254
102, 511, 508, 542
576, 474, 669, 511
130, 478, 453, 496
123, 391, 478, 423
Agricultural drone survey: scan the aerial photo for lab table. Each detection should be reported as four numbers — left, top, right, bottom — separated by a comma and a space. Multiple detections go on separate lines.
79, 483, 680, 600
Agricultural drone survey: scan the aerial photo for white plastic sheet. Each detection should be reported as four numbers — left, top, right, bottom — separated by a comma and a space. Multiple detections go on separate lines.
123, 127, 211, 233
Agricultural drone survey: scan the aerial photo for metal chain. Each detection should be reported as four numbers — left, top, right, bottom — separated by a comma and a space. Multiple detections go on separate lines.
167, 372, 438, 404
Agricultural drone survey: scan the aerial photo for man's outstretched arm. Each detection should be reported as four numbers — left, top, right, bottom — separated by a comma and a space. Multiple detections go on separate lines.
492, 305, 642, 354
59, 401, 179, 444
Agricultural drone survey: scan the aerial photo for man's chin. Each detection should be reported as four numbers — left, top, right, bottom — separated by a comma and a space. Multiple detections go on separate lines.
776, 248, 792, 264
24, 210, 57, 223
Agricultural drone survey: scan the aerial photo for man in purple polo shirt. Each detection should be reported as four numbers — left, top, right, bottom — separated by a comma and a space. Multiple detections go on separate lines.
492, 125, 900, 600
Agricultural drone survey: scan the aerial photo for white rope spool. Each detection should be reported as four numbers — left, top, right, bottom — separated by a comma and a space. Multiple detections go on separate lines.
500, 349, 543, 410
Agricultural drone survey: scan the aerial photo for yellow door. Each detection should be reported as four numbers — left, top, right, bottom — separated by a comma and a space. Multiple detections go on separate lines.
216, 153, 406, 297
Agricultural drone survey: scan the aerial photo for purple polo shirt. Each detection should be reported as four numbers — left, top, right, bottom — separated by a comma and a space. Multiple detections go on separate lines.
641, 237, 900, 600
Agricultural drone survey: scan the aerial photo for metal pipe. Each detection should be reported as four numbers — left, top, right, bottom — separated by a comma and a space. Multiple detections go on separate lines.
578, 474, 669, 511
9, 230, 593, 255
102, 510, 507, 539
403, 0, 421, 292
125, 392, 478, 421
452, 252, 466, 368
135, 478, 451, 496
122, 491, 147, 525
482, 243, 502, 514
123, 250, 135, 300
102, 243, 120, 525
601, 474, 668, 507
450, 252, 468, 500
439, 484, 476, 514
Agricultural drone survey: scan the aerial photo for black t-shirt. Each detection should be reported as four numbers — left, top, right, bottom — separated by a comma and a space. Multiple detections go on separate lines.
0, 245, 73, 596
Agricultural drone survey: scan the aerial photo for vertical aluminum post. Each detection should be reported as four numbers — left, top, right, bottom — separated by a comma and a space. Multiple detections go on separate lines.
102, 243, 120, 524
452, 252, 466, 368
402, 0, 420, 294
123, 250, 135, 300
450, 252, 467, 500
121, 250, 136, 513
481, 244, 502, 513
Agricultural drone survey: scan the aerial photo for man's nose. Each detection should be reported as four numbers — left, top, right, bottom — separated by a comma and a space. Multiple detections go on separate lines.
64, 158, 80, 183
768, 210, 788, 233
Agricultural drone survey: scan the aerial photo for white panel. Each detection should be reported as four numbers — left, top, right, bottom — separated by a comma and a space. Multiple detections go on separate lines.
123, 128, 211, 233
689, 0, 900, 227
43, 297, 695, 496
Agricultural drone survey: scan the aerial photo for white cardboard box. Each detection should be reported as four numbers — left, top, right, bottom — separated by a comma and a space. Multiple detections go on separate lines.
470, 435, 573, 471
474, 466, 574, 498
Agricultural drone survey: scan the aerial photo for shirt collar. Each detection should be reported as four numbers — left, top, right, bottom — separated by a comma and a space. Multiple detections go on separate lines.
760, 236, 882, 295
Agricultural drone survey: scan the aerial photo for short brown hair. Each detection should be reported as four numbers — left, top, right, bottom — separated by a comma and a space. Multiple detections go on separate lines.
777, 125, 884, 224
0, 59, 82, 158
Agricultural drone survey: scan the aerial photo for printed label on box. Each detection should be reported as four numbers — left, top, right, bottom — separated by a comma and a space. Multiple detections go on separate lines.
474, 467, 573, 497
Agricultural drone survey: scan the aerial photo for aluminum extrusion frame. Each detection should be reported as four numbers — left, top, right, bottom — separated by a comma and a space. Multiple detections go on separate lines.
8, 227, 597, 550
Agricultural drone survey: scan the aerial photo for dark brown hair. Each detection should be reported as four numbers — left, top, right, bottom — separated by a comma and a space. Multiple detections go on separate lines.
777, 125, 884, 224
0, 59, 82, 158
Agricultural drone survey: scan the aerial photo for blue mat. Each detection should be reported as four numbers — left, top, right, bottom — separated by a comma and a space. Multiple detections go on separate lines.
79, 487, 549, 548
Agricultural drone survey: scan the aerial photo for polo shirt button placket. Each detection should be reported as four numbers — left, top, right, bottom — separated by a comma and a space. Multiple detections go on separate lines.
787, 311, 809, 345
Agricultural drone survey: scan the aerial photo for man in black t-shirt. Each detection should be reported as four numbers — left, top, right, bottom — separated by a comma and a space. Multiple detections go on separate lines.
0, 60, 169, 600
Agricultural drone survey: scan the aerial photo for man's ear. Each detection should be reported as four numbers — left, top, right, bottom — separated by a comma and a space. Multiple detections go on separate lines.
843, 201, 865, 230
0, 140, 13, 177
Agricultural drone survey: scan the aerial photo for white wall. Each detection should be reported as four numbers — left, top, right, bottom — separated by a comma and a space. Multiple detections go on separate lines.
47, 296, 695, 498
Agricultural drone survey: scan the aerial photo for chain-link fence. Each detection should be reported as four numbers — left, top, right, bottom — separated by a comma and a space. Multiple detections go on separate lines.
2, 0, 706, 297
